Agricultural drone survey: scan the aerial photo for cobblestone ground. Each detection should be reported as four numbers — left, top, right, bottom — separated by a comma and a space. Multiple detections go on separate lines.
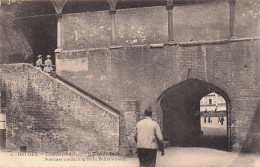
1, 147, 260, 167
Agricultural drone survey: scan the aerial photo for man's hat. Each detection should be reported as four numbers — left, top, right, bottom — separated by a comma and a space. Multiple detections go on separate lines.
38, 55, 42, 58
46, 55, 51, 58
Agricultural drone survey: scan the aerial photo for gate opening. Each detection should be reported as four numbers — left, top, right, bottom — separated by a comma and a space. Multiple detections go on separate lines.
200, 93, 228, 150
157, 79, 231, 151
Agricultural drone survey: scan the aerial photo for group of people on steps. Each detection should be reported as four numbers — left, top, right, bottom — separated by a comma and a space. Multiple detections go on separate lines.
35, 55, 53, 73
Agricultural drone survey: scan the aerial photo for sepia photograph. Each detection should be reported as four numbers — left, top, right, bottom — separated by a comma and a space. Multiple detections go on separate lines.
0, 0, 260, 166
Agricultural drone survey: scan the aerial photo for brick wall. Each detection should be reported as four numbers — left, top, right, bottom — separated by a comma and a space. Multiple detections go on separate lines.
236, 0, 260, 38
173, 1, 229, 42
0, 64, 119, 154
3, 0, 260, 153
62, 1, 230, 49
57, 39, 260, 152
56, 0, 260, 152
63, 11, 111, 50
61, 0, 260, 49
116, 6, 168, 45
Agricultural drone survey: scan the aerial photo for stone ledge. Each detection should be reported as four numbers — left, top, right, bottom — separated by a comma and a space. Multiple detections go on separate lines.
57, 37, 260, 52
149, 43, 164, 48
109, 45, 123, 50
230, 37, 260, 42
164, 41, 178, 46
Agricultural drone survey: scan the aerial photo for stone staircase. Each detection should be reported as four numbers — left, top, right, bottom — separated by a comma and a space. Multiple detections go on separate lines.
0, 63, 120, 153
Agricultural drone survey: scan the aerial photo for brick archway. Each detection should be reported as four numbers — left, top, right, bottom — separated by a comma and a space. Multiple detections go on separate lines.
157, 78, 231, 151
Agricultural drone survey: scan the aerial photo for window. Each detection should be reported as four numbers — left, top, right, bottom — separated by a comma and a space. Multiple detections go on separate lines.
209, 99, 212, 105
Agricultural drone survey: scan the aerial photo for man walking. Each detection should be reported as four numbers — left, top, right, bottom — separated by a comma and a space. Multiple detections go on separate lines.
135, 107, 165, 167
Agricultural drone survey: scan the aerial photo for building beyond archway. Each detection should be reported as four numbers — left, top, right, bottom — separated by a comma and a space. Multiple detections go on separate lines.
157, 79, 231, 151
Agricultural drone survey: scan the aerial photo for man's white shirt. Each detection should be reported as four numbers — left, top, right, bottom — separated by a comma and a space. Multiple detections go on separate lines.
136, 117, 163, 149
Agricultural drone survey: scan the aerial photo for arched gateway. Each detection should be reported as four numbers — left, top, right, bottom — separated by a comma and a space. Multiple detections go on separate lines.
157, 79, 232, 151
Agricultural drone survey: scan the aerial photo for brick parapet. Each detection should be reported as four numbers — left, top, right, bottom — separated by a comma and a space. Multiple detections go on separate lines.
0, 63, 119, 154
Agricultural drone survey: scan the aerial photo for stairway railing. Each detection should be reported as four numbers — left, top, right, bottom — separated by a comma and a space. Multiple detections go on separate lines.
29, 63, 120, 115
53, 72, 120, 115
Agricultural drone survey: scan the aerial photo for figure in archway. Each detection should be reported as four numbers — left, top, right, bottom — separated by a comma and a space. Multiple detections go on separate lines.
220, 116, 224, 125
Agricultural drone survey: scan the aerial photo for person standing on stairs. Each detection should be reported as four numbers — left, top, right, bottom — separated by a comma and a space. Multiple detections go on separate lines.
43, 55, 53, 73
35, 55, 43, 71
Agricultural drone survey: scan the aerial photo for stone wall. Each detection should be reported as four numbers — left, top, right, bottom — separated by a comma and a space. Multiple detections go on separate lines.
0, 64, 119, 154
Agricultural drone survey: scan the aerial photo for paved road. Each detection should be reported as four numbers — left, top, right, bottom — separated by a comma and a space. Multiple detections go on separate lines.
157, 147, 260, 167
1, 147, 260, 167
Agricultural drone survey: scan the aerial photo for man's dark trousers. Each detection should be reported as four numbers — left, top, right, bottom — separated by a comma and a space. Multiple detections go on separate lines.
137, 148, 157, 167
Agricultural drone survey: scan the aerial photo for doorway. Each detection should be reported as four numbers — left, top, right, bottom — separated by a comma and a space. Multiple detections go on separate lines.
200, 93, 228, 150
15, 1, 57, 65
157, 79, 231, 151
